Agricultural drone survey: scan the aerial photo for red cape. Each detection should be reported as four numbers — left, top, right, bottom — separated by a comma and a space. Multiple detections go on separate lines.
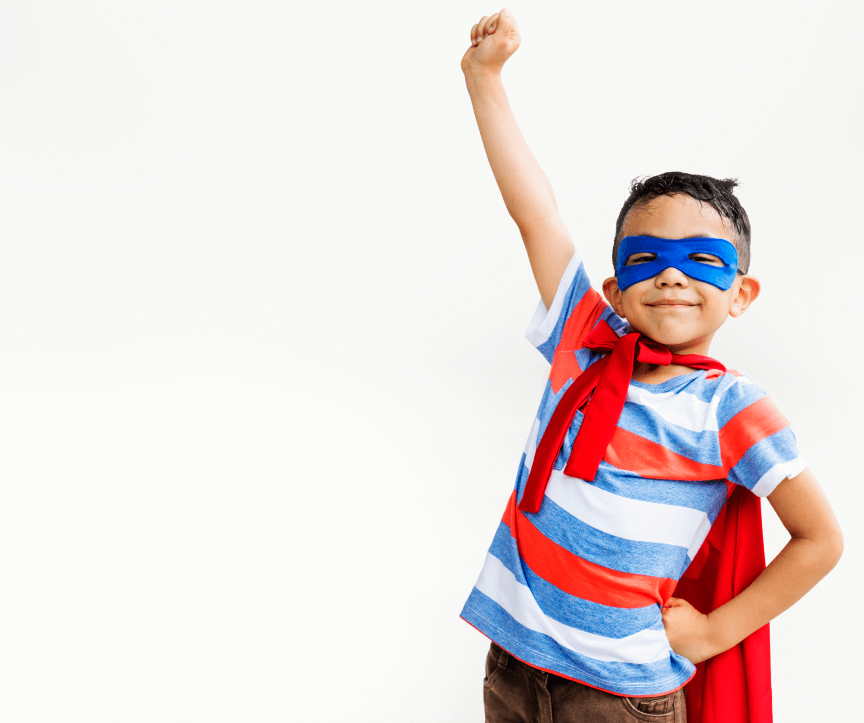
674, 483, 772, 723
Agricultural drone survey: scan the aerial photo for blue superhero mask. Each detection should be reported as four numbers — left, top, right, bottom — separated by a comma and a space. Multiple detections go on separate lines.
615, 236, 740, 291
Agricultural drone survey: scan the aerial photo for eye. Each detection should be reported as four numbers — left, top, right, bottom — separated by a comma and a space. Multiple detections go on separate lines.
689, 253, 723, 266
625, 253, 657, 265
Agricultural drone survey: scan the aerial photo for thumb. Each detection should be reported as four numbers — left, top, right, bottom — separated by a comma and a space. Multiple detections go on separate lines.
492, 8, 516, 35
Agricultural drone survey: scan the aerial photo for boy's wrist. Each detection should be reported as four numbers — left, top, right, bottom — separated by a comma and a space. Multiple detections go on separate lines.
462, 66, 502, 87
705, 609, 740, 658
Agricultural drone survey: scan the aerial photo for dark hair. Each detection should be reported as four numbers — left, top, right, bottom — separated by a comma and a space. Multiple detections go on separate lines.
612, 171, 751, 274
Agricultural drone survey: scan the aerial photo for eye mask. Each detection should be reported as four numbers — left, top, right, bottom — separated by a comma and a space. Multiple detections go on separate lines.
615, 236, 740, 291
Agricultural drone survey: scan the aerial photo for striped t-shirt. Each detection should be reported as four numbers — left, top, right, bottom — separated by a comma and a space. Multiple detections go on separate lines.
459, 249, 805, 697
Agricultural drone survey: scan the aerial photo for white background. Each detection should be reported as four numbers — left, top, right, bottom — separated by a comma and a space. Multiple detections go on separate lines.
0, 1, 860, 721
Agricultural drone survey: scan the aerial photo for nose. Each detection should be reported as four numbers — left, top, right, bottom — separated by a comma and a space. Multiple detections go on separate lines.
654, 266, 689, 287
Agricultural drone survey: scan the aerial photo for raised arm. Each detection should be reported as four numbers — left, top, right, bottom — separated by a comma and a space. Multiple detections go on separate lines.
461, 9, 575, 310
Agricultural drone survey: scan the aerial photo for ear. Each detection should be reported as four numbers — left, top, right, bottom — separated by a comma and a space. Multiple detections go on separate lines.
729, 275, 761, 318
602, 276, 626, 318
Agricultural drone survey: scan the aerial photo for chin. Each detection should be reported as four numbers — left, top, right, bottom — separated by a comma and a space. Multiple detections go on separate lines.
646, 330, 697, 348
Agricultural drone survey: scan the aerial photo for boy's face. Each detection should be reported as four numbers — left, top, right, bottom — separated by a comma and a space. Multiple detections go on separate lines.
602, 194, 760, 356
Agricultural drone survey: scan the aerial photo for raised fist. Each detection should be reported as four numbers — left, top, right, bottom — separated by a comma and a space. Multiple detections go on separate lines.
461, 8, 522, 76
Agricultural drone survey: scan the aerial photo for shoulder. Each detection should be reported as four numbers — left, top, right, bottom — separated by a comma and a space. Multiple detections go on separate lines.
710, 370, 777, 428
706, 371, 804, 494
709, 371, 792, 463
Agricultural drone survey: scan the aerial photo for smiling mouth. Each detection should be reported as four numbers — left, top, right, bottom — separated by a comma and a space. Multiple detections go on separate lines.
648, 300, 696, 307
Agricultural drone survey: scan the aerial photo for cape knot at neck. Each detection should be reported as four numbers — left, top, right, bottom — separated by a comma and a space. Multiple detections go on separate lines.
582, 324, 674, 367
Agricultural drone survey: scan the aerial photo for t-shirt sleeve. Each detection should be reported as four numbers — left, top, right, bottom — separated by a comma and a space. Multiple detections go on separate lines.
717, 375, 807, 497
524, 249, 627, 365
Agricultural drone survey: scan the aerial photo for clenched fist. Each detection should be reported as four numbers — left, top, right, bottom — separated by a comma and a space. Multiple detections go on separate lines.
661, 597, 719, 665
461, 8, 522, 77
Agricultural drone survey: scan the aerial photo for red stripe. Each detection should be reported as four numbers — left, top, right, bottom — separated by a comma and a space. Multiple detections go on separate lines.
503, 492, 675, 608
550, 292, 608, 394
560, 289, 608, 352
603, 427, 726, 480
719, 396, 789, 471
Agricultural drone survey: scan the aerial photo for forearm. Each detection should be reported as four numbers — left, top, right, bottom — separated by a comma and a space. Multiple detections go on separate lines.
707, 533, 842, 655
463, 70, 558, 229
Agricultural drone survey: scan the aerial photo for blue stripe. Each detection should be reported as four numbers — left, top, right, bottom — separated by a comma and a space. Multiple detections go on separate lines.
574, 346, 597, 372
728, 426, 800, 492
460, 588, 695, 695
628, 369, 703, 393
554, 407, 586, 471
516, 452, 728, 523
599, 305, 629, 334
590, 462, 729, 522
534, 350, 606, 439
489, 521, 530, 586
534, 378, 557, 428
685, 370, 736, 403
617, 402, 722, 466
514, 452, 530, 504
488, 521, 662, 637
629, 368, 760, 406
716, 377, 766, 428
535, 337, 557, 366
528, 497, 690, 580
535, 378, 580, 452
532, 376, 594, 476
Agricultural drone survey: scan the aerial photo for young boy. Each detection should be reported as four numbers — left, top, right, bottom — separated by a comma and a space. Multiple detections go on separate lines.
458, 9, 844, 723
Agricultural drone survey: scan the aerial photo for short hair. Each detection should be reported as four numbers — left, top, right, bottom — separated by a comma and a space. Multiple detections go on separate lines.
612, 171, 751, 274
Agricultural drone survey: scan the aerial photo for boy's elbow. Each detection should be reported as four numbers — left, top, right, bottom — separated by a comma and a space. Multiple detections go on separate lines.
796, 525, 844, 574
829, 529, 844, 565
818, 527, 844, 573
827, 514, 844, 562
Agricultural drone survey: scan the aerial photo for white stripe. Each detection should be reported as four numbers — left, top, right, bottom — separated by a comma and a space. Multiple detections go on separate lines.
751, 456, 806, 497
543, 469, 709, 557
689, 515, 713, 562
524, 250, 582, 348
524, 417, 541, 470
626, 386, 720, 433
475, 552, 672, 664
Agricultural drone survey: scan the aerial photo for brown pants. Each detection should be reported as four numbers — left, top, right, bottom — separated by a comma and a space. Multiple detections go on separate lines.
483, 642, 687, 723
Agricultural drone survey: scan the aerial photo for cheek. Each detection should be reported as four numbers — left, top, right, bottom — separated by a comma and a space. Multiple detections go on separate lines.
621, 285, 651, 311
621, 294, 643, 318
705, 292, 735, 317
693, 283, 732, 309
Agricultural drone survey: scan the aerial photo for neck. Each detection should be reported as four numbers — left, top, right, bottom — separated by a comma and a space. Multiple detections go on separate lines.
632, 361, 701, 385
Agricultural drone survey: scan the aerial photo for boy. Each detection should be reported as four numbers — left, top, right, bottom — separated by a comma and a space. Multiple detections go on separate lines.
458, 9, 843, 723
